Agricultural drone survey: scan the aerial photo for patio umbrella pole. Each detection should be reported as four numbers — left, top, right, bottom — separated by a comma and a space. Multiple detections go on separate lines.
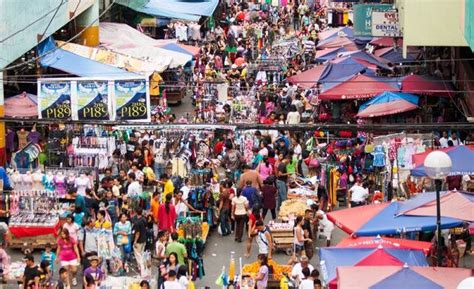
435, 179, 442, 266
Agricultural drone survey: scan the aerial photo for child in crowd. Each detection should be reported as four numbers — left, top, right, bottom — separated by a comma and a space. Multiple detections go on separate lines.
40, 243, 56, 273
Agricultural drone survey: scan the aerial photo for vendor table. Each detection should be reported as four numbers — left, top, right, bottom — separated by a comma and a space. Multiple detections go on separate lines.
7, 221, 60, 251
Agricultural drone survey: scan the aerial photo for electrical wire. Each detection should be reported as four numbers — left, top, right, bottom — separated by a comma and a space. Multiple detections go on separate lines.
0, 0, 116, 73
40, 0, 66, 40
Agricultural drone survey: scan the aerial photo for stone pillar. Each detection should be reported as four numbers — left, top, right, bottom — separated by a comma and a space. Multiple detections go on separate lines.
76, 0, 100, 46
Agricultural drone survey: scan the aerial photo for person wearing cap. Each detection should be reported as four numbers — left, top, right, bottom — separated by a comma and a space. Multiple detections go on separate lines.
22, 254, 40, 289
83, 255, 104, 287
290, 255, 314, 283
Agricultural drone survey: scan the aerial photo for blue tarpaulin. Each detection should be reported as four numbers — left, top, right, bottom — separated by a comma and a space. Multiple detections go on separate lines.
38, 37, 138, 78
160, 43, 194, 56
119, 0, 219, 21
358, 92, 419, 112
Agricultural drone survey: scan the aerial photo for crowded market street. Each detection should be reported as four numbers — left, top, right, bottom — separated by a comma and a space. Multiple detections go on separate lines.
0, 1, 474, 289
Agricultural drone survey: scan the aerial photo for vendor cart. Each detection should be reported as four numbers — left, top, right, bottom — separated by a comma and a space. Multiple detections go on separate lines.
269, 222, 294, 256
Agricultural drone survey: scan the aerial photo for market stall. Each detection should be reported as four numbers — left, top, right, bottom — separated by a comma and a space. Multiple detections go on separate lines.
242, 258, 293, 289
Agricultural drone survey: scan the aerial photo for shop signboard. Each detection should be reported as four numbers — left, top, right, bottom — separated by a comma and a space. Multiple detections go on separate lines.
37, 81, 72, 120
371, 11, 401, 37
113, 79, 150, 121
75, 80, 112, 121
353, 4, 393, 37
38, 77, 150, 121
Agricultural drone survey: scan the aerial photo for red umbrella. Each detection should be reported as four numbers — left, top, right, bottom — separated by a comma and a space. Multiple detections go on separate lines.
401, 74, 455, 97
286, 65, 326, 89
370, 37, 403, 47
336, 235, 432, 255
319, 74, 399, 100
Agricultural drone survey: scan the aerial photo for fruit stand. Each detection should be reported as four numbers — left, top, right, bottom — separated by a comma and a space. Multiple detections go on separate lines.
242, 259, 293, 289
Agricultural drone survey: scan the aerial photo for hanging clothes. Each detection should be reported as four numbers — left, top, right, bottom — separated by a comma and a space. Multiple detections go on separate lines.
372, 145, 386, 167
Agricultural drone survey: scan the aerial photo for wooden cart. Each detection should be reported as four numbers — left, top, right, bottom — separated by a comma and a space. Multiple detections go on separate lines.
270, 224, 294, 256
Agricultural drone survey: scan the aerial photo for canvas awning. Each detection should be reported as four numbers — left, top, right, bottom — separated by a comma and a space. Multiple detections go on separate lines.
100, 22, 192, 68
38, 37, 139, 78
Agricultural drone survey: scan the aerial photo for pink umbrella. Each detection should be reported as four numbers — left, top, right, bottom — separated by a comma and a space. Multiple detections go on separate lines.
5, 92, 38, 118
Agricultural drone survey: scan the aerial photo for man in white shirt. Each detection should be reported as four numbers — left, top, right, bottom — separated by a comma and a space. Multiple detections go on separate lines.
348, 178, 369, 208
291, 256, 314, 282
439, 131, 449, 148
127, 172, 142, 198
317, 210, 334, 246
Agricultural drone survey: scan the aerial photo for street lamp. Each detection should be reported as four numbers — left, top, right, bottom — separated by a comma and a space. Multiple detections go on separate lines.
423, 151, 452, 266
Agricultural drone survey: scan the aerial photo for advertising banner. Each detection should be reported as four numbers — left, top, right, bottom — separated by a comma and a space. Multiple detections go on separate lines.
74, 80, 111, 120
37, 81, 72, 119
353, 4, 393, 37
113, 79, 150, 121
371, 11, 401, 37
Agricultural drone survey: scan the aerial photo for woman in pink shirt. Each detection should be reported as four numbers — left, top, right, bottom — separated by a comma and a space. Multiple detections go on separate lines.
56, 229, 81, 286
257, 157, 273, 181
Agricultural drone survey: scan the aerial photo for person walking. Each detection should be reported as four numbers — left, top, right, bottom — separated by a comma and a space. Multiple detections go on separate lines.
132, 208, 147, 275
55, 230, 81, 286
158, 194, 177, 233
114, 213, 132, 273
261, 178, 277, 220
231, 188, 249, 242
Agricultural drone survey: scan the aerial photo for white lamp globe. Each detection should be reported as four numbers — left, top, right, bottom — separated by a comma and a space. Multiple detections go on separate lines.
423, 151, 452, 179
456, 277, 474, 289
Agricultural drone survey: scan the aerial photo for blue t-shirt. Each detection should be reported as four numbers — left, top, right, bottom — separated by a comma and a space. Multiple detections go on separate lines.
242, 186, 259, 209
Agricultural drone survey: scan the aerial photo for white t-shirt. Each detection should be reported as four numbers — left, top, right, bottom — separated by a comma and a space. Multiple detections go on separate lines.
178, 276, 188, 289
163, 280, 181, 289
299, 279, 314, 289
127, 181, 142, 197
350, 184, 369, 202
232, 196, 249, 215
180, 185, 190, 201
291, 263, 314, 281
439, 137, 449, 148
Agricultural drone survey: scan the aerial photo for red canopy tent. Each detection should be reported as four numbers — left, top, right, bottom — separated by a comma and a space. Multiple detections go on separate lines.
369, 37, 403, 47
319, 74, 399, 100
286, 65, 326, 89
401, 74, 455, 97
317, 36, 358, 51
337, 235, 432, 255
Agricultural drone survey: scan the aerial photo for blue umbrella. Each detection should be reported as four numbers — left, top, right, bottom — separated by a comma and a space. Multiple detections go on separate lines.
370, 267, 442, 289
357, 92, 419, 118
411, 146, 474, 176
